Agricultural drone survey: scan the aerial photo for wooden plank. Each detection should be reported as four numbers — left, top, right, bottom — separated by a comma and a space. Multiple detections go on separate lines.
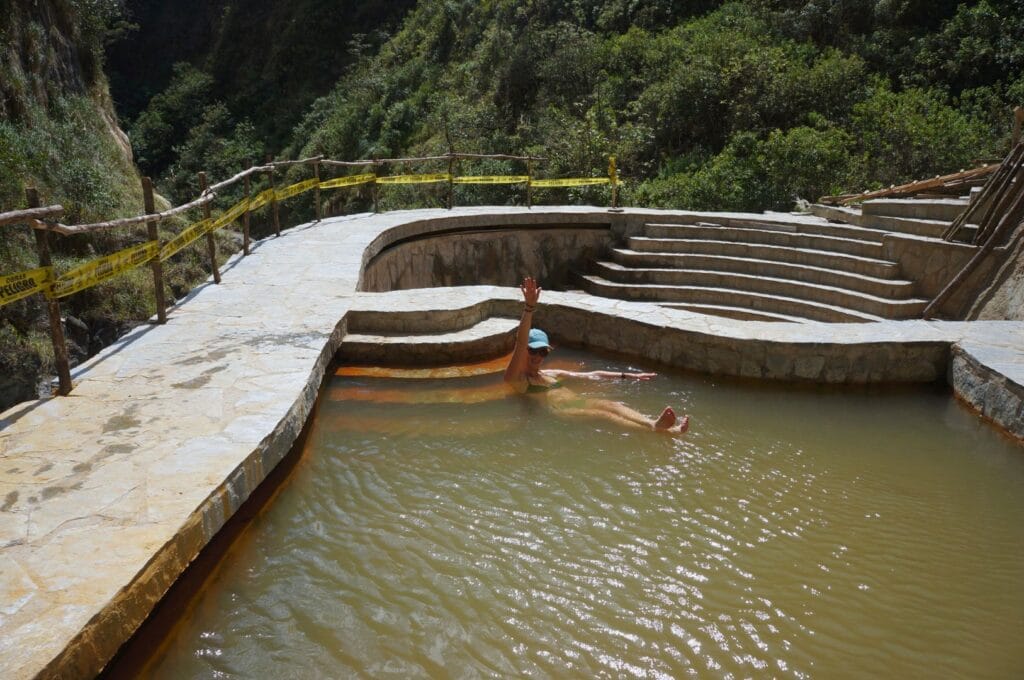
821, 164, 997, 205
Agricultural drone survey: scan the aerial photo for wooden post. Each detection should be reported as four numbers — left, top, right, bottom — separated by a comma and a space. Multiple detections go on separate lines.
314, 159, 322, 221
242, 160, 252, 256
142, 177, 167, 323
1013, 106, 1023, 148
198, 171, 221, 284
267, 155, 281, 237
372, 161, 380, 213
609, 155, 619, 209
26, 188, 72, 395
447, 156, 454, 210
526, 160, 533, 209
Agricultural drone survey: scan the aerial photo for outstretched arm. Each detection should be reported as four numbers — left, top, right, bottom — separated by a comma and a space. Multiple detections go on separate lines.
504, 276, 541, 383
544, 369, 657, 381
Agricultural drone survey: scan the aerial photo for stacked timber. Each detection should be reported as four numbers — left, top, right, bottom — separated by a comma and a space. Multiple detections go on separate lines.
924, 140, 1024, 317
941, 141, 1024, 244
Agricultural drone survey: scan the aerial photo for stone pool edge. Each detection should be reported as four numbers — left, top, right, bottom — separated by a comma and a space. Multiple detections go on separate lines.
66, 294, 1024, 678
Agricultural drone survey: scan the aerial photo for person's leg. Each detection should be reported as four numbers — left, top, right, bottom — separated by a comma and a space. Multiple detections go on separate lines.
586, 398, 683, 429
561, 400, 689, 434
555, 406, 652, 432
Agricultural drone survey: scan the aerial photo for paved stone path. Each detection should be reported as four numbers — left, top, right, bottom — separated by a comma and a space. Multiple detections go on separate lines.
1, 207, 1022, 679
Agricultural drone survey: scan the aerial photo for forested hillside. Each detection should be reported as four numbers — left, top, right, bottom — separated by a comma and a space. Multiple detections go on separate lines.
294, 0, 1022, 211
106, 0, 415, 199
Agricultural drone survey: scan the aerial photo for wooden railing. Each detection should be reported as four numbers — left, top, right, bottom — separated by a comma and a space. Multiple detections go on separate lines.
0, 152, 620, 395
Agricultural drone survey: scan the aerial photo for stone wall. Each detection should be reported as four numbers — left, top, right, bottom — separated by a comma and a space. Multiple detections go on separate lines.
882, 234, 999, 317
362, 225, 613, 292
534, 302, 950, 384
967, 227, 1024, 320
949, 344, 1024, 434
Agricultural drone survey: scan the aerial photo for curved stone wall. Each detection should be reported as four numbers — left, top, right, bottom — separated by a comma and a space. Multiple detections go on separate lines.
362, 225, 611, 292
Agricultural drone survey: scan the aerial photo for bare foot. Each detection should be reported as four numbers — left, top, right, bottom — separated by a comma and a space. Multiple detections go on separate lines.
653, 406, 676, 431
674, 415, 690, 434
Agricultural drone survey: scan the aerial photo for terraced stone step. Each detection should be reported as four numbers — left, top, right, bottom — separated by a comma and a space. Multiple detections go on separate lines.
628, 236, 898, 277
341, 316, 517, 364
598, 258, 917, 301
578, 273, 884, 323
651, 216, 889, 243
656, 302, 807, 323
810, 203, 977, 240
862, 197, 968, 222
590, 262, 926, 317
643, 224, 885, 258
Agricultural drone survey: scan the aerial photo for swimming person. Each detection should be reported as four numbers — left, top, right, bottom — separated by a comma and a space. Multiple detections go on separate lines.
504, 277, 690, 435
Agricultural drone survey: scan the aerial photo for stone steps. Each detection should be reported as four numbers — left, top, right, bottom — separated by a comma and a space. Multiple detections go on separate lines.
628, 236, 897, 277
642, 223, 885, 258
577, 206, 948, 323
578, 273, 885, 323
594, 258, 917, 302
810, 203, 976, 240
651, 216, 887, 243
340, 316, 517, 364
609, 249, 909, 297
862, 197, 968, 222
589, 262, 927, 318
656, 302, 808, 323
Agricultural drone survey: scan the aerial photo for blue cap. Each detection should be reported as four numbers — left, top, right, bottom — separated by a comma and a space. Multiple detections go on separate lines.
528, 328, 552, 349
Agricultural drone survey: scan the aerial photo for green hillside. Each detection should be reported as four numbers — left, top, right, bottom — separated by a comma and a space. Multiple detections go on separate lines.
294, 0, 1022, 211
109, 0, 1023, 210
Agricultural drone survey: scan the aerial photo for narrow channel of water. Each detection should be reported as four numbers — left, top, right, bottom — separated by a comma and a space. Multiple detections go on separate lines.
144, 349, 1024, 678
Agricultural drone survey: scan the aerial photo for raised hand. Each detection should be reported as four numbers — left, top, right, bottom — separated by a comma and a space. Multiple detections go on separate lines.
521, 276, 541, 307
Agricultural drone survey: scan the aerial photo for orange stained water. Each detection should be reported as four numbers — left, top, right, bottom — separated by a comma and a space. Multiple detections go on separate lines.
143, 349, 1024, 678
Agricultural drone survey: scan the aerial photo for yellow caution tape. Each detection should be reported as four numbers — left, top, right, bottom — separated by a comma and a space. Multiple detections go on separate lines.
530, 177, 612, 188
453, 175, 530, 185
275, 178, 320, 201
159, 218, 214, 262
319, 173, 376, 190
51, 241, 159, 299
249, 188, 277, 212
0, 266, 52, 308
209, 197, 252, 232
376, 173, 451, 185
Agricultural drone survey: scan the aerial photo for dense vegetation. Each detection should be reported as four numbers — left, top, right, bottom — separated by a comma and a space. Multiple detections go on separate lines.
2, 0, 1023, 408
292, 0, 1022, 211
113, 0, 1024, 212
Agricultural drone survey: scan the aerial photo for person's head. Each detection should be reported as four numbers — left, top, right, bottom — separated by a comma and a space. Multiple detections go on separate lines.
527, 328, 552, 366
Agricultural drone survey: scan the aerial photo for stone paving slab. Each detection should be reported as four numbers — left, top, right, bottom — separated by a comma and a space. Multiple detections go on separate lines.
1, 206, 1022, 679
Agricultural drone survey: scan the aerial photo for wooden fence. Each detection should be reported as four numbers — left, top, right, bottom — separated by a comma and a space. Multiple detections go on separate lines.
0, 152, 620, 395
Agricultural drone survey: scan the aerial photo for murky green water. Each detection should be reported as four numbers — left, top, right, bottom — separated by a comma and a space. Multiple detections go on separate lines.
145, 350, 1024, 678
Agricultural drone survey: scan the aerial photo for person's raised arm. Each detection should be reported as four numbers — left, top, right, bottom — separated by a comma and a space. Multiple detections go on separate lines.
544, 369, 657, 381
504, 276, 540, 382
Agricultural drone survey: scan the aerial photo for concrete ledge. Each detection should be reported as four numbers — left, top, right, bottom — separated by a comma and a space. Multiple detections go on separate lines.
1, 206, 1022, 679
950, 340, 1024, 437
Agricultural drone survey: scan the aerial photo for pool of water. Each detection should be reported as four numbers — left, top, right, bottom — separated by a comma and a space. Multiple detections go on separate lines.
143, 349, 1024, 678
